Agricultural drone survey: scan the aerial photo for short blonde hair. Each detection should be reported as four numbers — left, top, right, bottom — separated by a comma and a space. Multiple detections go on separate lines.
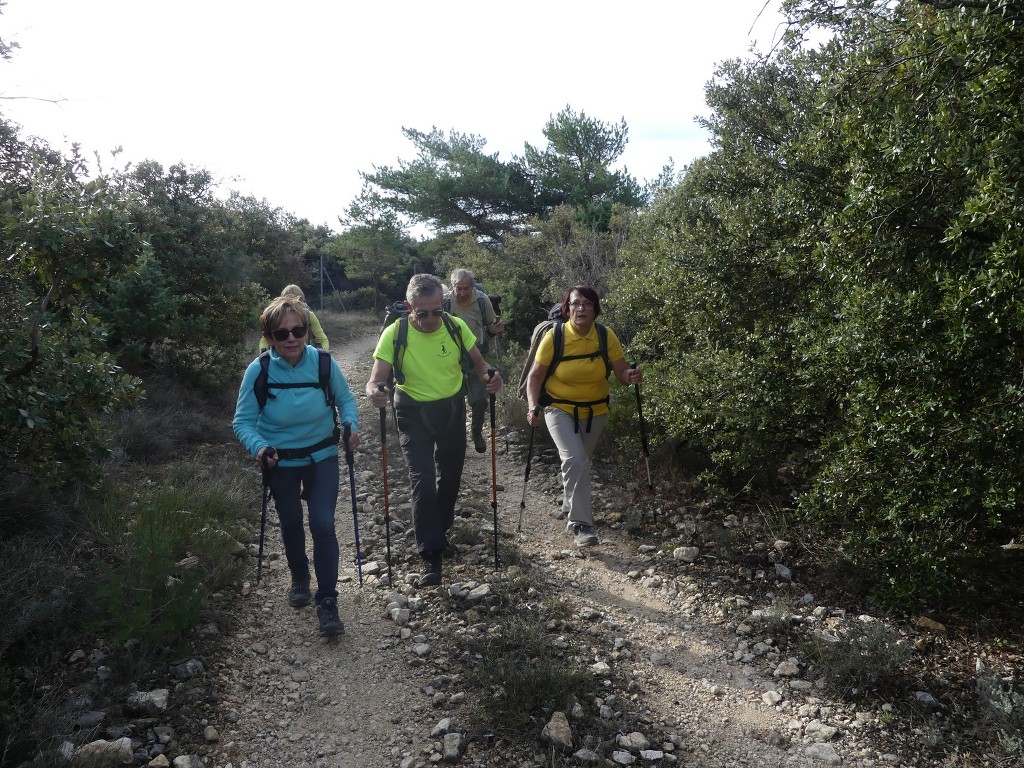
260, 296, 310, 337
281, 284, 306, 303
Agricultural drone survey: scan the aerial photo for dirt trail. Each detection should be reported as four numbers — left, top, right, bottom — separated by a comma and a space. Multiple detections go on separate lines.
204, 327, 908, 768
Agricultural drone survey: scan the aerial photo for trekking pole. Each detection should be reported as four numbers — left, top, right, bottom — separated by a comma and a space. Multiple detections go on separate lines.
378, 383, 393, 584
256, 447, 277, 585
518, 407, 539, 532
342, 422, 363, 587
630, 363, 656, 518
488, 368, 499, 569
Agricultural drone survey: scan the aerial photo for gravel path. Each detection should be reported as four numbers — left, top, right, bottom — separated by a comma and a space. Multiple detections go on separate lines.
202, 329, 926, 768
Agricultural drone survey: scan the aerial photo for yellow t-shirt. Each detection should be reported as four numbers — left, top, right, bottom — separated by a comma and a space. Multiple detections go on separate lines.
374, 315, 477, 402
536, 321, 624, 417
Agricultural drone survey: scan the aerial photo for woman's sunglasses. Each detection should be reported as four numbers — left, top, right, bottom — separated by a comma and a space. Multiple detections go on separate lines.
269, 325, 308, 341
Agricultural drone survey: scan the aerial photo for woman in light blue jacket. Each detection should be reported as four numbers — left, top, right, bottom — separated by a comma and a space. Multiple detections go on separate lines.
234, 296, 359, 637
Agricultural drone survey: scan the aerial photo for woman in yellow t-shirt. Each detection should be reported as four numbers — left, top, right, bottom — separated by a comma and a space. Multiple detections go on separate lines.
524, 285, 642, 548
259, 285, 329, 352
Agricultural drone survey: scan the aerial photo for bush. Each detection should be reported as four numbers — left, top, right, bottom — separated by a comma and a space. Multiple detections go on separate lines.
329, 286, 376, 311
458, 572, 595, 736
977, 672, 1024, 760
803, 618, 912, 696
83, 459, 252, 649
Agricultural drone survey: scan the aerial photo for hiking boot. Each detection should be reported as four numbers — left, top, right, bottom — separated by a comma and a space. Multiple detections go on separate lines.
288, 577, 312, 608
316, 597, 344, 636
569, 523, 599, 547
472, 429, 487, 454
418, 553, 442, 587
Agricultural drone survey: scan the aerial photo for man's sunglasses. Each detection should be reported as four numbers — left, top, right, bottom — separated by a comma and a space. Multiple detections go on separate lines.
269, 325, 308, 341
413, 309, 445, 319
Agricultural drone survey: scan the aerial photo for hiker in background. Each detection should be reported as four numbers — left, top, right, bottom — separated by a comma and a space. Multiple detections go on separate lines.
444, 268, 505, 453
524, 284, 641, 548
367, 274, 502, 586
234, 295, 359, 636
259, 284, 329, 352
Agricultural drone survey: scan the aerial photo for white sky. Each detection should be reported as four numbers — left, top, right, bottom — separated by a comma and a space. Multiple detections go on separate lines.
1, 0, 787, 233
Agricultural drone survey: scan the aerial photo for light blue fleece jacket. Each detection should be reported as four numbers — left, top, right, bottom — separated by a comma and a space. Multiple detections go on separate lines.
233, 346, 359, 467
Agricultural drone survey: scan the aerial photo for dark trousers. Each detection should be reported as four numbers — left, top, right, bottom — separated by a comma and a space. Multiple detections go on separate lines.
395, 392, 466, 557
268, 456, 340, 603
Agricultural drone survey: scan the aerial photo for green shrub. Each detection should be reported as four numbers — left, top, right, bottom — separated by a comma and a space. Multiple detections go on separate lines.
462, 614, 595, 735
977, 672, 1024, 759
83, 459, 252, 649
330, 286, 376, 311
803, 618, 912, 696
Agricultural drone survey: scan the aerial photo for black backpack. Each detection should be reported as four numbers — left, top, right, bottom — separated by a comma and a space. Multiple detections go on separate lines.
517, 304, 611, 430
253, 349, 340, 460
380, 300, 409, 334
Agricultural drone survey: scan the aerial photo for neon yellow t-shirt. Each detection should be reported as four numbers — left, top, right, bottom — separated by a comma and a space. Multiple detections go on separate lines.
536, 321, 624, 417
374, 315, 477, 402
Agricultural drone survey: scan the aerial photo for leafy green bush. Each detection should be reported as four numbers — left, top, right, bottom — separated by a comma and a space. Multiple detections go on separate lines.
330, 286, 376, 311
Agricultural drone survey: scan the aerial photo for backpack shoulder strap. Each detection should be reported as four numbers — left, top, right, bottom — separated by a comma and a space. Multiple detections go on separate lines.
596, 322, 611, 376
392, 315, 410, 385
442, 296, 451, 312
255, 351, 272, 411
317, 349, 334, 407
550, 322, 565, 373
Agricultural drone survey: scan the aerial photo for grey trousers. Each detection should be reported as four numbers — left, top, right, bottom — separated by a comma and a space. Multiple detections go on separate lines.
466, 373, 488, 435
543, 407, 608, 527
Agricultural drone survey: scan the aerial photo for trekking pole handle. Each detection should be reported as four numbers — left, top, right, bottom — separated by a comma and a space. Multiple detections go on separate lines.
342, 422, 354, 464
260, 446, 277, 468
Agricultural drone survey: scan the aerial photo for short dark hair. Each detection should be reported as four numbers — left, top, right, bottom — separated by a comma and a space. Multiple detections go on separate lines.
561, 284, 601, 319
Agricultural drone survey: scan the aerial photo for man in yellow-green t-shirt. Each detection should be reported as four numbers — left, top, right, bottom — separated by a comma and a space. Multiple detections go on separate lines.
366, 274, 503, 587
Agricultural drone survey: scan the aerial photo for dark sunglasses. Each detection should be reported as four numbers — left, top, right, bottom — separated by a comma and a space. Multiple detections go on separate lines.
413, 309, 445, 319
269, 325, 308, 341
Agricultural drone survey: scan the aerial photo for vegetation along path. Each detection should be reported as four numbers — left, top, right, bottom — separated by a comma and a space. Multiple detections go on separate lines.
195, 323, 1010, 768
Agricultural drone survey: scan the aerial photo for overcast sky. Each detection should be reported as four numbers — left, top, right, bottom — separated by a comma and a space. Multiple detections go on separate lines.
1, 1, 786, 232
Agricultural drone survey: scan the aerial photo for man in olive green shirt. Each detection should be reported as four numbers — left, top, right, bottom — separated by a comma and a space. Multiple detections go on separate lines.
444, 268, 504, 452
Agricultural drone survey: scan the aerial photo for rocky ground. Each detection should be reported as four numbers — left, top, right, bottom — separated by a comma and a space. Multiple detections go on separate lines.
144, 328, 1021, 768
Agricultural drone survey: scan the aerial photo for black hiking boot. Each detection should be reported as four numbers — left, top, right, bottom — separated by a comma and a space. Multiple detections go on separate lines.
316, 597, 344, 636
418, 553, 442, 587
288, 576, 312, 608
472, 428, 487, 453
471, 408, 487, 453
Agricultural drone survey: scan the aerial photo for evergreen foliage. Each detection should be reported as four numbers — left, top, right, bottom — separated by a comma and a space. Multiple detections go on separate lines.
616, 0, 1024, 605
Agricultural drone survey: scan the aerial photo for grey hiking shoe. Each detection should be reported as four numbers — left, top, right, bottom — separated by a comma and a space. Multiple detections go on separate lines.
288, 577, 312, 607
569, 523, 598, 547
316, 597, 344, 636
